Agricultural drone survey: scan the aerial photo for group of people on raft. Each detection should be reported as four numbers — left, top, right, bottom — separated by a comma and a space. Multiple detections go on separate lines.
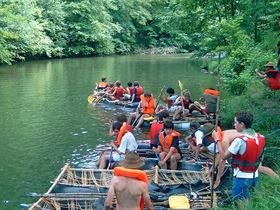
94, 107, 278, 209
94, 78, 144, 102
93, 77, 220, 128
91, 74, 279, 209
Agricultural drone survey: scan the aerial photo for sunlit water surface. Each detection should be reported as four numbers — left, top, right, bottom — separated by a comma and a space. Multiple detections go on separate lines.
0, 55, 216, 209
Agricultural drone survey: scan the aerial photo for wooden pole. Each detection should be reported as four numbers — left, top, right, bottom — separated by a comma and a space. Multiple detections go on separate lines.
210, 52, 221, 208
178, 80, 185, 119
29, 164, 70, 210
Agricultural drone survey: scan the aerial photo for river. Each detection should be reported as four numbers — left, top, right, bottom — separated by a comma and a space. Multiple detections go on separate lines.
0, 55, 216, 209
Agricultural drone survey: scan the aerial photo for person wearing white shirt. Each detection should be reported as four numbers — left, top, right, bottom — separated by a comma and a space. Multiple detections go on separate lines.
221, 111, 265, 200
97, 122, 138, 169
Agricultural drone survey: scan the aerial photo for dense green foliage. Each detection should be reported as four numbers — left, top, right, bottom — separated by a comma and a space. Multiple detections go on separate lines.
1, 0, 280, 208
1, 1, 279, 66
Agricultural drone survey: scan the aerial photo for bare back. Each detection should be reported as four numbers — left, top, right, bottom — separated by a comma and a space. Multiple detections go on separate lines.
105, 176, 154, 210
222, 129, 241, 150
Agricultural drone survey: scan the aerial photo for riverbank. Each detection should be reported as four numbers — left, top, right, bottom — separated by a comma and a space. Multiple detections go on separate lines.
220, 169, 280, 210
218, 76, 280, 209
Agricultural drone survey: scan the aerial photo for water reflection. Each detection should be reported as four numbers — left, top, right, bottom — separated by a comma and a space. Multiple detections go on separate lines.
0, 55, 215, 209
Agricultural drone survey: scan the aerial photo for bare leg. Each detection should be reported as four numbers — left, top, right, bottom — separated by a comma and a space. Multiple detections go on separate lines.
135, 114, 149, 128
173, 107, 182, 120
185, 138, 196, 152
170, 153, 181, 170
259, 165, 279, 178
214, 160, 226, 189
127, 112, 136, 124
95, 151, 105, 167
155, 105, 165, 114
213, 129, 241, 188
98, 152, 110, 169
189, 103, 202, 113
159, 152, 167, 169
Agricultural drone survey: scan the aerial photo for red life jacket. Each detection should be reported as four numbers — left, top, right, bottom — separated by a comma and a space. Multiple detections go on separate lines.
128, 87, 134, 95
149, 122, 164, 144
135, 86, 143, 99
140, 95, 155, 114
266, 70, 280, 90
167, 99, 173, 108
114, 87, 124, 99
183, 98, 191, 108
231, 133, 265, 173
114, 167, 148, 210
158, 130, 181, 153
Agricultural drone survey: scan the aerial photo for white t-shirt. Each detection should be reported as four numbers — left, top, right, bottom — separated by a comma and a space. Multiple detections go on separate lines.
195, 130, 203, 145
228, 137, 259, 178
118, 132, 138, 153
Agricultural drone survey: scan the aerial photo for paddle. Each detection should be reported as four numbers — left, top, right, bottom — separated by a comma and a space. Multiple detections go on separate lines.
95, 93, 106, 103
192, 101, 209, 118
178, 80, 186, 118
155, 86, 166, 110
88, 93, 107, 104
87, 95, 95, 103
107, 146, 114, 170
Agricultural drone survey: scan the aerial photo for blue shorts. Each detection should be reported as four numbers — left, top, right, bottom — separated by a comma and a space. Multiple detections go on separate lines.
232, 176, 258, 200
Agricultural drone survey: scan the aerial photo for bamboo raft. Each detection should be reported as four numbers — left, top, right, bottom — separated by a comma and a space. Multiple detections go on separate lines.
28, 195, 217, 210
56, 163, 210, 188
140, 114, 220, 130
94, 141, 215, 163
28, 164, 218, 210
100, 97, 139, 108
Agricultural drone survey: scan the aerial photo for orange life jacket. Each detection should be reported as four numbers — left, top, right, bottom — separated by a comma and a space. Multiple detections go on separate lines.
217, 126, 223, 142
158, 130, 181, 153
140, 95, 155, 114
114, 167, 148, 210
204, 89, 219, 96
98, 81, 108, 89
115, 122, 132, 146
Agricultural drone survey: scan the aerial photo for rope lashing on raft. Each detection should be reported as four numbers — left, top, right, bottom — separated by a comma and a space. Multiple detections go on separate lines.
59, 166, 211, 188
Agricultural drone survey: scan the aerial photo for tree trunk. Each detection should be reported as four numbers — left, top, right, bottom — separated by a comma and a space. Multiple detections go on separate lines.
253, 0, 259, 42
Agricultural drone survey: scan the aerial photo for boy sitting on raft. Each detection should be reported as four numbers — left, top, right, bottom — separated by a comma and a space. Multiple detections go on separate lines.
153, 121, 181, 170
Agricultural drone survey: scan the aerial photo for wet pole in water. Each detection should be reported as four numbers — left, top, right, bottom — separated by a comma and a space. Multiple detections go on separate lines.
107, 146, 114, 170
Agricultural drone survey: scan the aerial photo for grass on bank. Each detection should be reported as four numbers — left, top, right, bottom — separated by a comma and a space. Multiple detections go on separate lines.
217, 80, 280, 210
219, 172, 280, 210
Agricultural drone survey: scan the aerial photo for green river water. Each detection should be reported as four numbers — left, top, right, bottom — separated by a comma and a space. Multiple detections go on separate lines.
0, 55, 216, 209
